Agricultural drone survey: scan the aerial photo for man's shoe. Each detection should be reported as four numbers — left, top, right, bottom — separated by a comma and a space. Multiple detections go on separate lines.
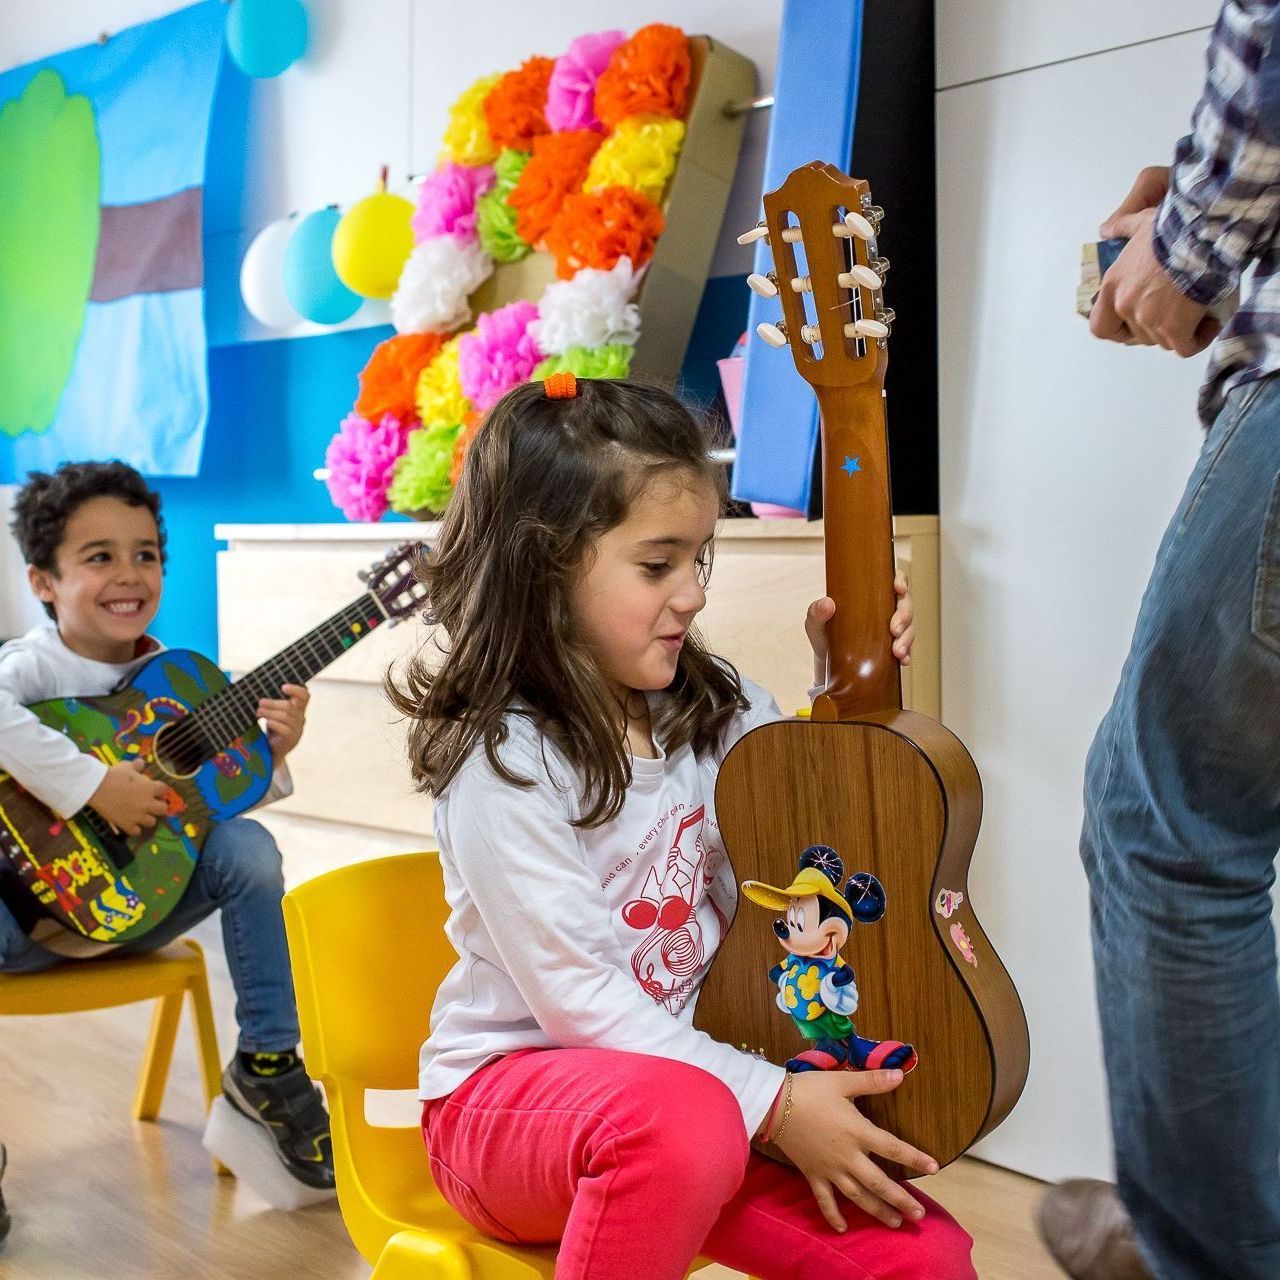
1037, 1179, 1153, 1280
221, 1058, 335, 1190
0, 1143, 10, 1243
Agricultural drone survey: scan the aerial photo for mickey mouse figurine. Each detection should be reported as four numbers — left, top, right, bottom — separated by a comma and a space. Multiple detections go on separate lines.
742, 844, 918, 1074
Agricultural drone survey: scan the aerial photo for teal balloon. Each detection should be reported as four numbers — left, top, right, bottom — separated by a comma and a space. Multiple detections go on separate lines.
283, 208, 361, 325
226, 0, 308, 78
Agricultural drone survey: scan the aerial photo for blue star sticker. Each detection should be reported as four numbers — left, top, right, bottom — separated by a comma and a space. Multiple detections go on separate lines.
841, 455, 862, 477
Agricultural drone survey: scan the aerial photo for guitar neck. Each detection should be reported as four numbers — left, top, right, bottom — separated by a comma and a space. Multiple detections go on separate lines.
189, 593, 388, 750
814, 380, 901, 720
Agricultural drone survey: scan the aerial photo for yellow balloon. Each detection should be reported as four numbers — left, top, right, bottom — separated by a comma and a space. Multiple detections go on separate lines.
331, 190, 415, 299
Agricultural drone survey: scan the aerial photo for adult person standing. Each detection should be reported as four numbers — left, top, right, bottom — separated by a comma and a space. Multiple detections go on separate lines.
1037, 4, 1280, 1278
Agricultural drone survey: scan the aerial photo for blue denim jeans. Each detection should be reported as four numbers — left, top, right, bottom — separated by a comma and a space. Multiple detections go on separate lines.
0, 816, 300, 1053
1082, 375, 1280, 1279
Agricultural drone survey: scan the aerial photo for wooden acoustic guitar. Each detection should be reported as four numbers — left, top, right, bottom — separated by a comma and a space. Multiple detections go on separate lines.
693, 163, 1029, 1174
0, 543, 428, 957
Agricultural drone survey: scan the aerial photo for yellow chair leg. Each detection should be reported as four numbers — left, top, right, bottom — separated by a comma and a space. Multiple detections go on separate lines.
370, 1231, 471, 1280
132, 990, 182, 1121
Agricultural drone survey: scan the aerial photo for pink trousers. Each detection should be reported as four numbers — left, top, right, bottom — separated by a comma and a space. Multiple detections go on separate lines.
421, 1048, 976, 1280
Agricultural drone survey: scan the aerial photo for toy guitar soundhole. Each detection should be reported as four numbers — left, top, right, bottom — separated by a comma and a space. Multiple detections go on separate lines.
693, 163, 1029, 1176
0, 544, 429, 957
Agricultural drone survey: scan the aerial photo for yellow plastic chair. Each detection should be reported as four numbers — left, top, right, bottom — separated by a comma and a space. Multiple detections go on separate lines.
0, 937, 223, 1165
284, 852, 746, 1280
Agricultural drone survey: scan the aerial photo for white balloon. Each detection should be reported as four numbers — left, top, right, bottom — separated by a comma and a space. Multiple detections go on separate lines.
240, 217, 301, 328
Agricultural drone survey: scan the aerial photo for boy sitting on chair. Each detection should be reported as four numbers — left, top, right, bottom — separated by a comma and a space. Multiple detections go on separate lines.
0, 461, 334, 1193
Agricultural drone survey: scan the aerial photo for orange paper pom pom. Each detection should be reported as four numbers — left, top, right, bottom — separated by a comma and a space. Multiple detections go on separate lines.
545, 186, 666, 279
449, 410, 485, 486
509, 130, 604, 245
594, 24, 691, 130
355, 332, 443, 422
483, 56, 555, 151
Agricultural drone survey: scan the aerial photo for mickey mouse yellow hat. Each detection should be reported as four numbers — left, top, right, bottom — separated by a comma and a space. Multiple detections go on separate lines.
742, 867, 852, 922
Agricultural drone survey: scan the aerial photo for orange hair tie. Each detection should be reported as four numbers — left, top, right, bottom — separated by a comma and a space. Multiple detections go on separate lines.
543, 371, 578, 400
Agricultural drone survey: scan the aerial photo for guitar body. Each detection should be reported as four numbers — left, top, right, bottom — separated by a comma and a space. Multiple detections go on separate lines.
0, 649, 271, 954
696, 712, 1028, 1174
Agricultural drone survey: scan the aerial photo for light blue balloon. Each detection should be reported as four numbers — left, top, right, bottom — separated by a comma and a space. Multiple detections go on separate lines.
225, 0, 309, 79
283, 208, 362, 325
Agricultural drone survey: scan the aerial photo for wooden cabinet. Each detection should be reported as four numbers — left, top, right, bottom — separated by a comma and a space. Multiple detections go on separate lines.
216, 517, 939, 844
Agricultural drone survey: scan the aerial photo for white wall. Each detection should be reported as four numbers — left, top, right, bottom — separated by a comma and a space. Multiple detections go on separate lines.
0, 0, 779, 347
936, 1, 1221, 1181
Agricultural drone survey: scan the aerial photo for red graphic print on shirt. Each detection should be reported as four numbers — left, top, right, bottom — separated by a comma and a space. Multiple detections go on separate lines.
620, 805, 730, 1013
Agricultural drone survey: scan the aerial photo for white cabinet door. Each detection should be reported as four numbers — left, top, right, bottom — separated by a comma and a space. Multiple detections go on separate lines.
937, 29, 1213, 1180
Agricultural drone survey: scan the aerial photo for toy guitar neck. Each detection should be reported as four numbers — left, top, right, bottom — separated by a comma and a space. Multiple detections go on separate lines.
0, 543, 429, 957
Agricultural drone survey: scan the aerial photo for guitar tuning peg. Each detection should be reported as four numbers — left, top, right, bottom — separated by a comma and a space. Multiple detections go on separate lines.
872, 256, 890, 278
737, 222, 769, 246
877, 306, 896, 326
789, 275, 813, 293
756, 321, 788, 348
780, 227, 803, 244
845, 318, 889, 339
356, 569, 371, 584
866, 204, 885, 228
800, 323, 822, 344
838, 264, 882, 291
838, 211, 875, 241
746, 272, 778, 297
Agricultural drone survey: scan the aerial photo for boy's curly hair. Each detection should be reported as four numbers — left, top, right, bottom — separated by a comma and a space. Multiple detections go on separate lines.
11, 461, 166, 619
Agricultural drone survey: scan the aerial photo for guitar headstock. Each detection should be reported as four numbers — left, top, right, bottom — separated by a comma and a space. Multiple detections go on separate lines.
359, 541, 431, 626
740, 161, 892, 389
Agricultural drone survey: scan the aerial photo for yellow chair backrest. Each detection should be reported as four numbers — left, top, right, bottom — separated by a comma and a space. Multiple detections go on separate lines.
284, 850, 453, 1091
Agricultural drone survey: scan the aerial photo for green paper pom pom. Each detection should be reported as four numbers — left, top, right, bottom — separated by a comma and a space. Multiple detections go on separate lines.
477, 148, 531, 263
387, 421, 463, 516
533, 344, 635, 381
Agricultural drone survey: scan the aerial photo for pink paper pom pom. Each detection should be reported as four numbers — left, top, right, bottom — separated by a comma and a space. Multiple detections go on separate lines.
545, 29, 627, 133
411, 162, 497, 244
458, 301, 544, 411
324, 411, 411, 522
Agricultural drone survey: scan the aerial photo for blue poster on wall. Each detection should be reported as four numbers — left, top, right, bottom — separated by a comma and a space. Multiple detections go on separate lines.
0, 1, 225, 479
732, 0, 864, 513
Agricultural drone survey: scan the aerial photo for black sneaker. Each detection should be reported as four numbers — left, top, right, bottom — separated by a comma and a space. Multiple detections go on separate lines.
0, 1143, 10, 1243
221, 1058, 335, 1190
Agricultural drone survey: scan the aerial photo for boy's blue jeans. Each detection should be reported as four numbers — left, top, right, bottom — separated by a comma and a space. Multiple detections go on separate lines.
1082, 375, 1280, 1279
0, 816, 300, 1053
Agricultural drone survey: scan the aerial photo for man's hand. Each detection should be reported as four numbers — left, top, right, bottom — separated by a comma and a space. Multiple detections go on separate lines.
258, 682, 310, 766
89, 760, 171, 836
1090, 165, 1220, 356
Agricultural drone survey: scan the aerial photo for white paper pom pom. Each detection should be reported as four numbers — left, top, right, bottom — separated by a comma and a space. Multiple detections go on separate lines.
528, 256, 642, 355
390, 236, 494, 334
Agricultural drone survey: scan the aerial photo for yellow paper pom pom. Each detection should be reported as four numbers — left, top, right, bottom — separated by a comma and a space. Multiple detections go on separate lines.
415, 336, 472, 429
442, 74, 503, 165
582, 115, 686, 204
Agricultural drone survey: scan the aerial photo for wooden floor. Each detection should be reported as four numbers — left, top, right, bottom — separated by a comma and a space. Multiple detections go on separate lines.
0, 817, 1066, 1279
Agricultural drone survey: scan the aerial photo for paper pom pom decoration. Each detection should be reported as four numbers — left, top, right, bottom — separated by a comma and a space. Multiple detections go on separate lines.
240, 217, 300, 328
458, 301, 543, 412
284, 207, 362, 324
391, 236, 493, 334
323, 23, 698, 520
332, 172, 415, 299
355, 332, 443, 422
546, 30, 627, 133
324, 412, 410, 522
225, 0, 308, 78
412, 162, 496, 244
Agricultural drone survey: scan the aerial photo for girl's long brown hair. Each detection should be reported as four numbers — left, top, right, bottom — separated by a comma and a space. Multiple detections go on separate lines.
386, 378, 749, 827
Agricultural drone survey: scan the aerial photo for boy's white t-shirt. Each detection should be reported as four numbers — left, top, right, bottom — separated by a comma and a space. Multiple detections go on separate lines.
418, 675, 790, 1136
0, 622, 291, 818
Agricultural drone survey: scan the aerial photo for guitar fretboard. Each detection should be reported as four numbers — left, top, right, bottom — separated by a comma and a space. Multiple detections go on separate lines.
163, 594, 387, 770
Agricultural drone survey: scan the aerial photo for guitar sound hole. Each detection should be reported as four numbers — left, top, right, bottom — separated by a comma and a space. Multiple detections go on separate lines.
152, 720, 203, 780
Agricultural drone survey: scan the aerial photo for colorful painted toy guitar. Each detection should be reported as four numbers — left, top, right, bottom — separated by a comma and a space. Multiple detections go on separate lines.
693, 163, 1029, 1175
0, 543, 428, 957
